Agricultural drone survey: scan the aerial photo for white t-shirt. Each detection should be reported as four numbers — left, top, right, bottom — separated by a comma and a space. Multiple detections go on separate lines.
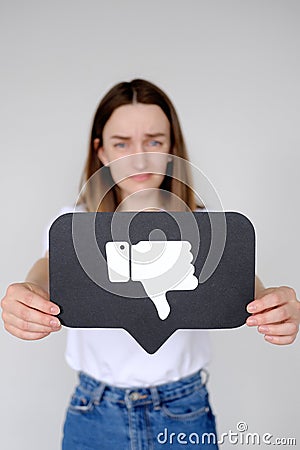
43, 205, 211, 387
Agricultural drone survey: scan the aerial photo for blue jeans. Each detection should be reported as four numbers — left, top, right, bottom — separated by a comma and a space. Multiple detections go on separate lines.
62, 369, 219, 449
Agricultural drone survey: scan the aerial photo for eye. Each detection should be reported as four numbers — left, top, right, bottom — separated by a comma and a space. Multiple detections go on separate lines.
114, 142, 126, 149
148, 140, 162, 147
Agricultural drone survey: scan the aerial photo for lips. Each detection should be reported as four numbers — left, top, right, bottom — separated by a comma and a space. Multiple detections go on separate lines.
130, 173, 152, 181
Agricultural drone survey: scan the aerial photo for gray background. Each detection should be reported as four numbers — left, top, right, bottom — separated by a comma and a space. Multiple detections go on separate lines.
1, 1, 299, 449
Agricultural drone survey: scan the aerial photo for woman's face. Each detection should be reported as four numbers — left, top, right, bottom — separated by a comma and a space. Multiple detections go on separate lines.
95, 103, 172, 200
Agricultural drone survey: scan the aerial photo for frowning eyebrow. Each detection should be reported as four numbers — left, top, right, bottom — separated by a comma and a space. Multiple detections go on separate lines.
110, 133, 167, 140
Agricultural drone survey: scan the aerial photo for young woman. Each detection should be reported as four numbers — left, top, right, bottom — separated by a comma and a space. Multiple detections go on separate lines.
1, 79, 299, 450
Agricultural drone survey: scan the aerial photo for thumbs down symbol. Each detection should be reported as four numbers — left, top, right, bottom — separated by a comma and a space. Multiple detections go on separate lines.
105, 240, 198, 320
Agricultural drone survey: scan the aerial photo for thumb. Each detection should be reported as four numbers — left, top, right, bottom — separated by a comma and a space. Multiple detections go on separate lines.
24, 282, 50, 301
149, 292, 170, 320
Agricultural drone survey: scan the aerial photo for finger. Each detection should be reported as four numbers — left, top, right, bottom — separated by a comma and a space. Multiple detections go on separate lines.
264, 334, 297, 345
4, 302, 61, 329
7, 284, 60, 315
258, 322, 299, 337
24, 282, 50, 300
4, 311, 61, 333
247, 287, 294, 314
4, 323, 51, 341
246, 304, 293, 327
247, 293, 282, 314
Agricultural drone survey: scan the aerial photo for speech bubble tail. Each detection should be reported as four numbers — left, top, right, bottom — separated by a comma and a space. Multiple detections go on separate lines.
149, 293, 170, 320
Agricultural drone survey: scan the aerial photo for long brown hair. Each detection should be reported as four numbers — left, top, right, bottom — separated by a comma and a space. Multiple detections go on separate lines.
77, 79, 204, 212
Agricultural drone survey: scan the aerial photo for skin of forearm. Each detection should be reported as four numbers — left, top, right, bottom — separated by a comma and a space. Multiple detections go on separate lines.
25, 257, 49, 294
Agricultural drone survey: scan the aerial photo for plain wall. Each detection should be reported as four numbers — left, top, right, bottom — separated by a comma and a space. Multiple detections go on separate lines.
1, 1, 299, 449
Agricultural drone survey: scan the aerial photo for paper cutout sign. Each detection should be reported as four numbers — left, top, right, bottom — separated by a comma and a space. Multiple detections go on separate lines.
49, 211, 255, 353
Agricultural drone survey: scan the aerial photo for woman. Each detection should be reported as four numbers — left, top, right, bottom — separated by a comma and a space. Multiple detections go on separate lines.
1, 79, 299, 449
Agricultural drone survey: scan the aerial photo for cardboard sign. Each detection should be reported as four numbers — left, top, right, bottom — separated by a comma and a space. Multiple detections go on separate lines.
49, 211, 255, 353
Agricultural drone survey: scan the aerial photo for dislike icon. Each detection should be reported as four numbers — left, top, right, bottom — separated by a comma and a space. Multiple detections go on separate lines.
105, 240, 198, 320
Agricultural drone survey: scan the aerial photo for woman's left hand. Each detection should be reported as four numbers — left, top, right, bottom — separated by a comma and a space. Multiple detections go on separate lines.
246, 286, 300, 345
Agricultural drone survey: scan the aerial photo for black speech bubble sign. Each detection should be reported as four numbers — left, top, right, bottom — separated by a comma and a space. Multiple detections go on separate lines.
49, 211, 255, 354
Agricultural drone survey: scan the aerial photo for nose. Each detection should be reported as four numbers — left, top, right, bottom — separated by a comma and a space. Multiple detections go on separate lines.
131, 145, 147, 171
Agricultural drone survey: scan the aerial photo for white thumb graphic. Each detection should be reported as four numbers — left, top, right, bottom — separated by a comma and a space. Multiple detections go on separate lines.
106, 240, 198, 320
149, 293, 170, 320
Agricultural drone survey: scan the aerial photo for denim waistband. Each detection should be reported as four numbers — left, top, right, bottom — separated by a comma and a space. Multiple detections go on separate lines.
77, 369, 209, 409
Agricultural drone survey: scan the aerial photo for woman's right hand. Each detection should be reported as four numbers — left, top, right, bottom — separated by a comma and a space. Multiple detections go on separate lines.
1, 282, 61, 340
